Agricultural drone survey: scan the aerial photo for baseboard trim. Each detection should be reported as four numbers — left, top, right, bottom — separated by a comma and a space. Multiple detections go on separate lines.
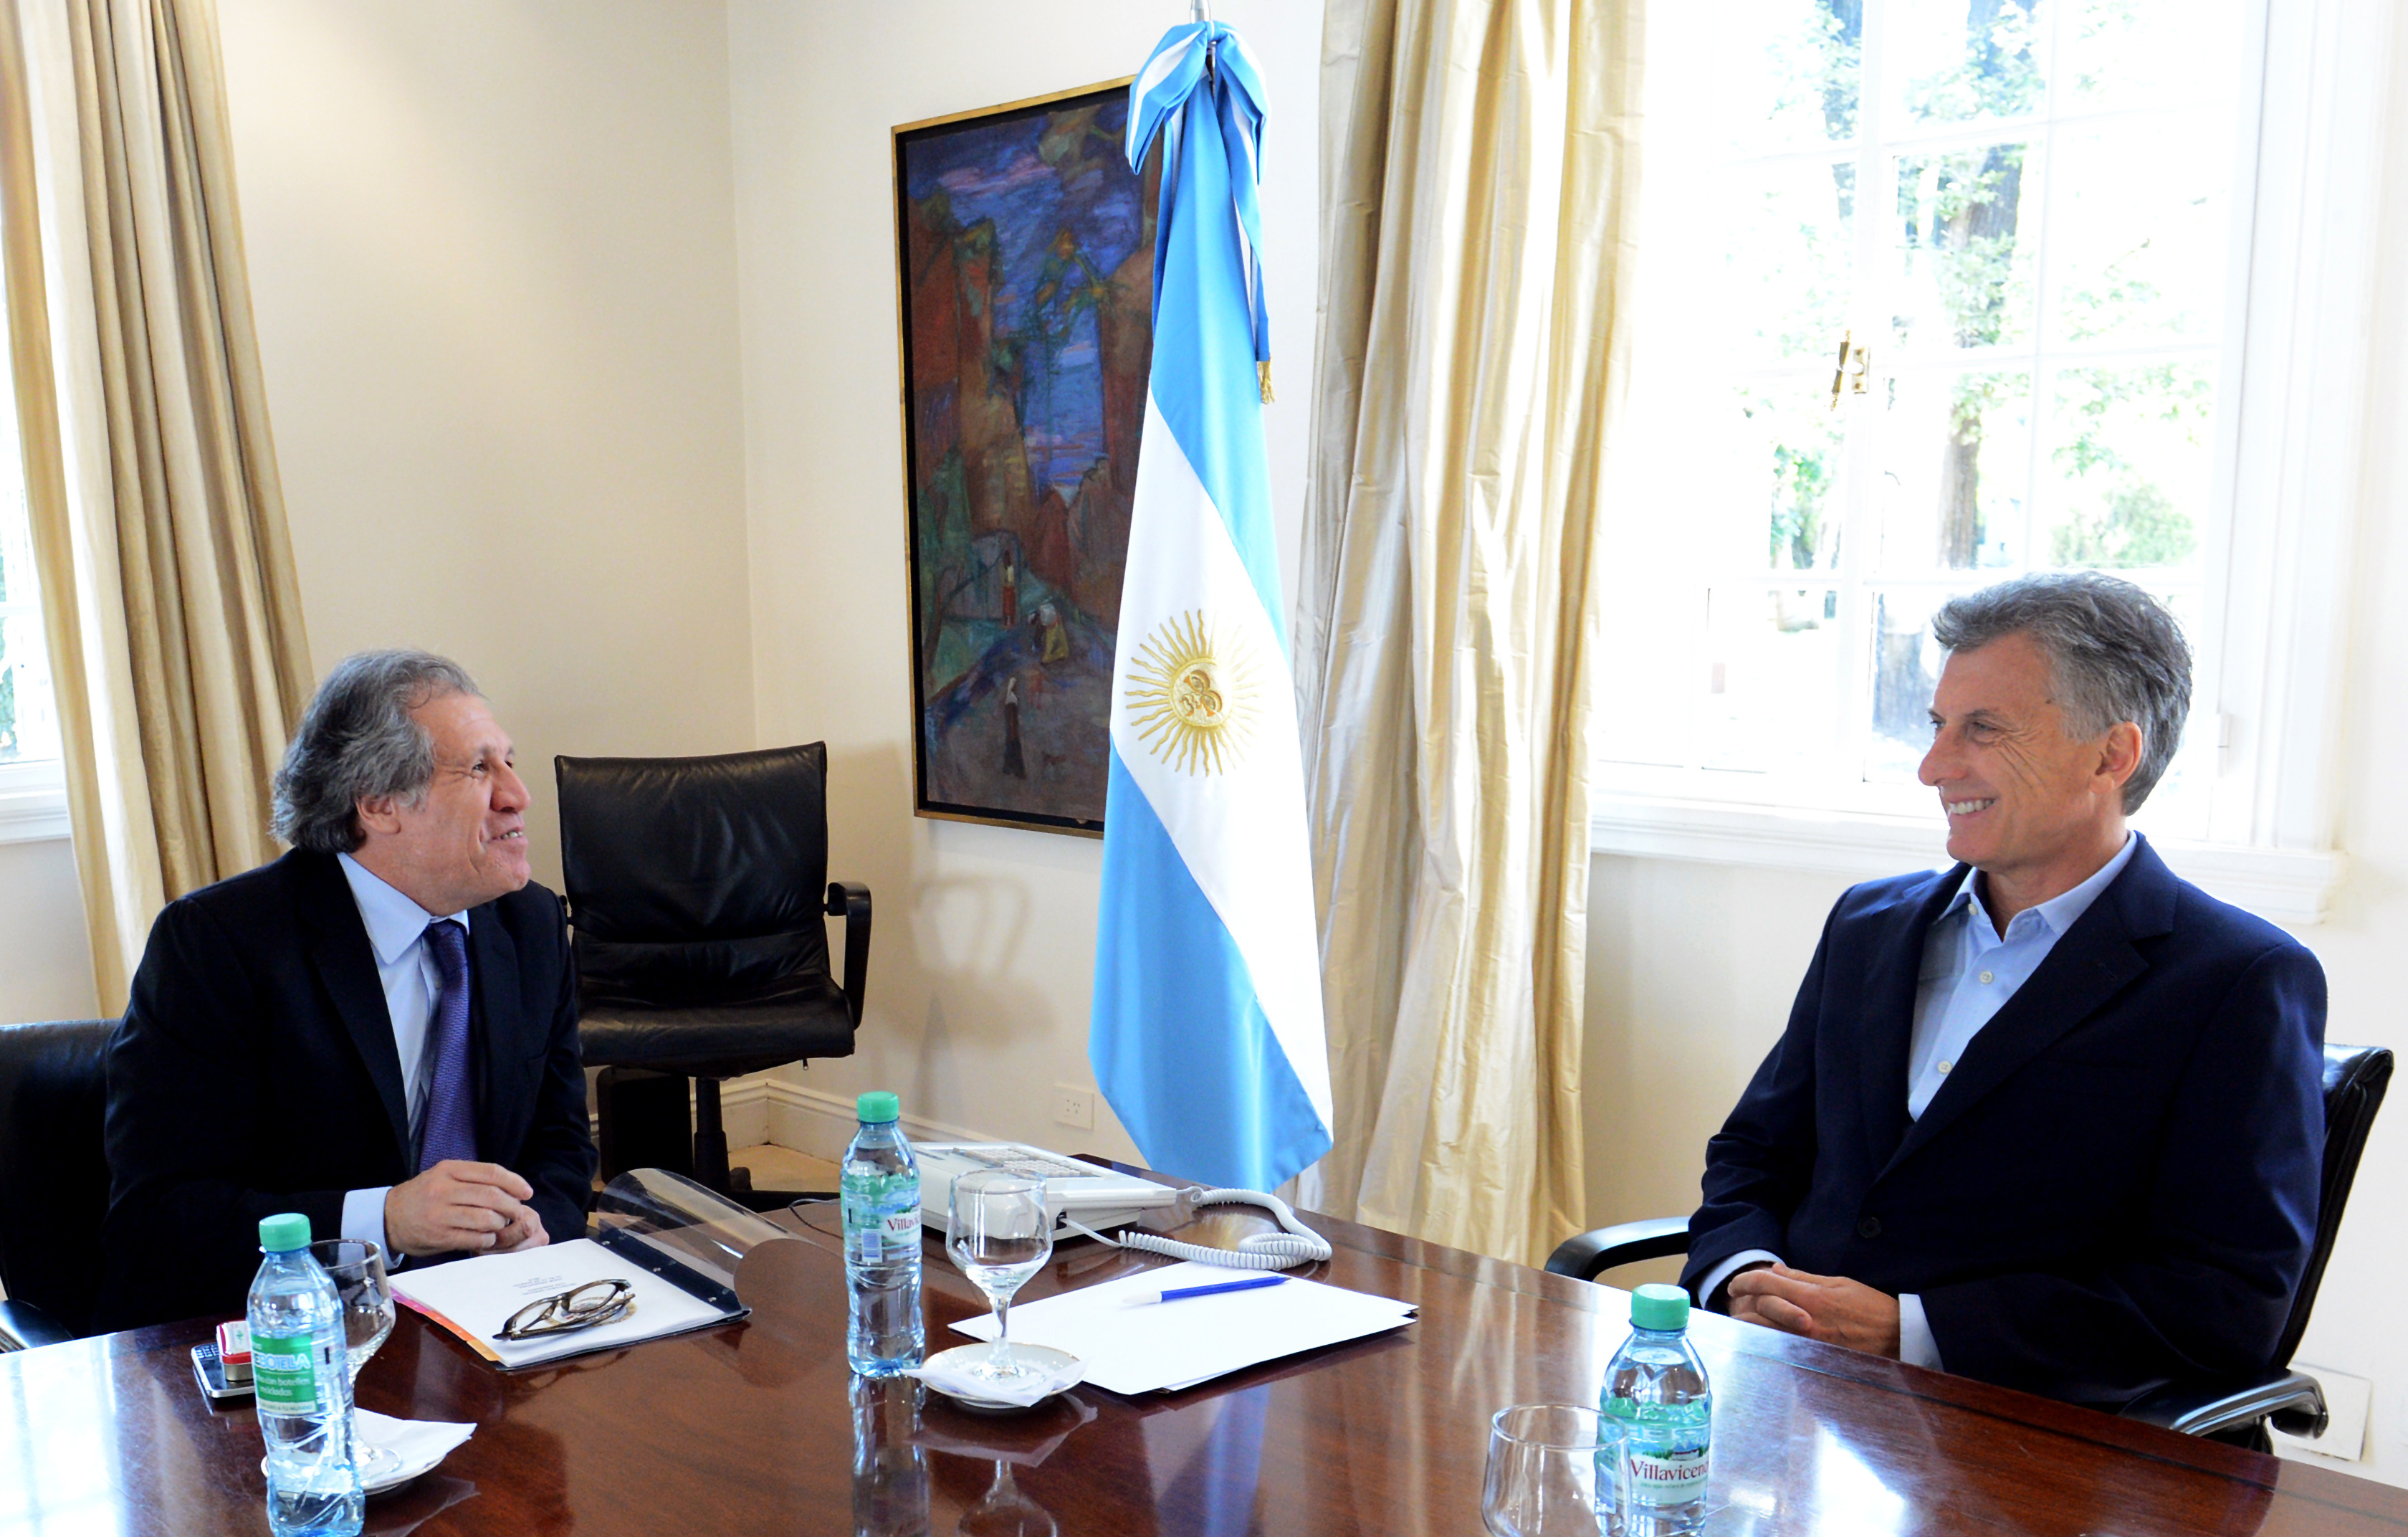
756, 1077, 999, 1161
586, 1073, 998, 1161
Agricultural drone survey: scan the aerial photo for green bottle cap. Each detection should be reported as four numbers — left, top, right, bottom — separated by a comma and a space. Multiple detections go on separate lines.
856, 1091, 901, 1124
1631, 1283, 1690, 1331
259, 1212, 312, 1253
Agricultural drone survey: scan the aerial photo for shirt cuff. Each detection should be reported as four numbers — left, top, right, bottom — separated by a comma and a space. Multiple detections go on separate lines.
1696, 1249, 1782, 1310
341, 1186, 401, 1268
1898, 1293, 1944, 1370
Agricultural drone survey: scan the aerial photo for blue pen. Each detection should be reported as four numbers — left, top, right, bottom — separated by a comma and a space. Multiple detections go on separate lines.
1125, 1275, 1289, 1306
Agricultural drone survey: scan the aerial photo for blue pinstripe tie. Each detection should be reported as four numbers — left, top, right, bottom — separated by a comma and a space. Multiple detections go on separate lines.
417, 920, 479, 1170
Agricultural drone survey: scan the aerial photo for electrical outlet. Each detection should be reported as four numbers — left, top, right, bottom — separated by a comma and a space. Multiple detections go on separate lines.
2273, 1365, 2371, 1462
1053, 1083, 1096, 1131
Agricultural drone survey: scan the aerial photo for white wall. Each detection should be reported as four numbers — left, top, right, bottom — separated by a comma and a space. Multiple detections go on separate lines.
724, 1, 1323, 1157
214, 0, 758, 891
0, 837, 96, 1021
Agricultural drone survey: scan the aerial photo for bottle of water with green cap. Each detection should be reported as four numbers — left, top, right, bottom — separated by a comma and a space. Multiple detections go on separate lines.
842, 1090, 924, 1375
248, 1212, 362, 1536
1601, 1282, 1711, 1535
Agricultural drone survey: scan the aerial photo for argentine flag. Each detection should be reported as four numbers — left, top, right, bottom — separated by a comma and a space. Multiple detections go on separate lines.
1089, 22, 1332, 1191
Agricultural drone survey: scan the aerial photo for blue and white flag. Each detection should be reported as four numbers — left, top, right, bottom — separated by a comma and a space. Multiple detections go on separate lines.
1089, 22, 1332, 1192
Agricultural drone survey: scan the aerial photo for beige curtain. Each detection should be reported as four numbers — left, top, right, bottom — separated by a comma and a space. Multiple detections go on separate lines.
1, 0, 309, 1014
1299, 0, 1641, 1265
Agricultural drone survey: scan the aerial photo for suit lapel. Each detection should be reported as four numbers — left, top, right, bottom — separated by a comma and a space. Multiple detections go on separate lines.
1879, 839, 2179, 1177
297, 852, 412, 1163
1857, 867, 1969, 1168
471, 903, 523, 1158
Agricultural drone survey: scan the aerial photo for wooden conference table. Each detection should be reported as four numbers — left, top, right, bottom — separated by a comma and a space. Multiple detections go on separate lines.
6, 1174, 2408, 1536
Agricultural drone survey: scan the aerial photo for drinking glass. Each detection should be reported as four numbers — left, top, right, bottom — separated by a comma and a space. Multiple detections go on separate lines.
946, 1171, 1054, 1386
308, 1239, 397, 1479
1481, 1404, 1621, 1537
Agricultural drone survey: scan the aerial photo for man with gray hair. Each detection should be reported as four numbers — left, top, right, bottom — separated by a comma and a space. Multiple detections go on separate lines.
1683, 571, 2326, 1414
97, 650, 596, 1329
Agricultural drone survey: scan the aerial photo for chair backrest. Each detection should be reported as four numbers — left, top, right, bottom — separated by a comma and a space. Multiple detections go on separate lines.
0, 1019, 115, 1338
555, 743, 833, 1010
2274, 1042, 2393, 1367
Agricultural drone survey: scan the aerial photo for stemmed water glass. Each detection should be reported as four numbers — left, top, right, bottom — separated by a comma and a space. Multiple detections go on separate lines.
308, 1239, 397, 1479
945, 1171, 1054, 1387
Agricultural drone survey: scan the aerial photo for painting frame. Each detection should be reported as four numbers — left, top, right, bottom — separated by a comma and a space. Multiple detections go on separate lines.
892, 78, 1157, 838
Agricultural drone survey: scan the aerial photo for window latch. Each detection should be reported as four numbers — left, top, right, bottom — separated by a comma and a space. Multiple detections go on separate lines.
1830, 332, 1870, 409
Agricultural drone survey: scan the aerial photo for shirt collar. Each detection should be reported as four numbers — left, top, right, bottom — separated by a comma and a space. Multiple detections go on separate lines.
337, 852, 469, 967
1938, 831, 2141, 945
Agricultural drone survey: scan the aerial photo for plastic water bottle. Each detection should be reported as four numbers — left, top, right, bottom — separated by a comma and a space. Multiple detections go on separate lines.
1600, 1283, 1711, 1535
248, 1212, 363, 1537
842, 1090, 924, 1375
850, 1374, 932, 1536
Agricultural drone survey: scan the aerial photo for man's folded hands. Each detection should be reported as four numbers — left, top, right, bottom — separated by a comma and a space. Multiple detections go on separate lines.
1726, 1262, 1902, 1358
384, 1159, 548, 1258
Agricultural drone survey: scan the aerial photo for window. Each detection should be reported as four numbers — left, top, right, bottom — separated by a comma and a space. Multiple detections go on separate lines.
1596, 0, 2369, 920
0, 266, 64, 843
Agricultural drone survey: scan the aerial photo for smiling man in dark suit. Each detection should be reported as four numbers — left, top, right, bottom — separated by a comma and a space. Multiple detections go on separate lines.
1683, 572, 2325, 1409
97, 650, 595, 1330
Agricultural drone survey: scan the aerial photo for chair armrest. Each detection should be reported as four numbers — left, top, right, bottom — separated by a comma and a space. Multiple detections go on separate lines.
0, 1298, 74, 1351
1545, 1217, 1691, 1283
2120, 1369, 2327, 1440
826, 881, 871, 1027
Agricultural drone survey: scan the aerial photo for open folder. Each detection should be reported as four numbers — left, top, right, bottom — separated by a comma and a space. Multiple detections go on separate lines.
949, 1261, 1415, 1394
391, 1230, 748, 1369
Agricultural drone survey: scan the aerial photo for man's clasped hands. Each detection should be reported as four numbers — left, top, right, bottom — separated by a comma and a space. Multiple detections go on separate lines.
1725, 1263, 1903, 1358
384, 1159, 550, 1258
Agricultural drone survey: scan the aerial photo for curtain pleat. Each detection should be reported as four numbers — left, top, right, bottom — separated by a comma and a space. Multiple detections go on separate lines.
2, 0, 308, 1014
1300, 0, 1641, 1265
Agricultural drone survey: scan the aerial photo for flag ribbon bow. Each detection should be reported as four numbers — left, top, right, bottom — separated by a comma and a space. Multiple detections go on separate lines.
1127, 22, 1274, 401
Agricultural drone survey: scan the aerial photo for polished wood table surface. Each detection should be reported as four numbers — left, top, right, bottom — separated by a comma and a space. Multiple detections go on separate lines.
6, 1182, 2407, 1536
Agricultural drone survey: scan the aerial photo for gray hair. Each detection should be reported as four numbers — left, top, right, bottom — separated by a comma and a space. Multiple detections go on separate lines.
1931, 571, 2192, 813
271, 650, 482, 852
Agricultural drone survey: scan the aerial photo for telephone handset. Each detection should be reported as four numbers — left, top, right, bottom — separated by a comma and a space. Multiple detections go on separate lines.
1064, 1186, 1333, 1271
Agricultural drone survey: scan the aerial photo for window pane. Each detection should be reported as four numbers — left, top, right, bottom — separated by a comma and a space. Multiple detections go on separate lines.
1891, 142, 2036, 355
1873, 369, 2033, 571
1718, 0, 1865, 151
0, 610, 58, 763
1699, 586, 1843, 774
1738, 383, 1850, 573
2047, 114, 2230, 347
1891, 0, 2048, 128
1720, 159, 1857, 371
1865, 588, 1959, 784
2037, 363, 2213, 573
2058, 0, 2242, 113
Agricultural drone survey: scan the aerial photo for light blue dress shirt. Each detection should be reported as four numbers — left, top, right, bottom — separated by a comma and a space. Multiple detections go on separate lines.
335, 852, 471, 1265
1703, 833, 2140, 1371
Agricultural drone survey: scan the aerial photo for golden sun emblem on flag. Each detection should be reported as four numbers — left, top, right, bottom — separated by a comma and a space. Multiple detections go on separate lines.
1125, 609, 1258, 776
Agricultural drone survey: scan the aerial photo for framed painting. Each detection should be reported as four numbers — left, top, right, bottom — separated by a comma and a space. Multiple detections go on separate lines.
894, 80, 1159, 836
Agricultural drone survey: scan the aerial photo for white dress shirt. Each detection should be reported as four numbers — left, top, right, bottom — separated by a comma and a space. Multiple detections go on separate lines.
1701, 834, 2140, 1371
335, 852, 471, 1265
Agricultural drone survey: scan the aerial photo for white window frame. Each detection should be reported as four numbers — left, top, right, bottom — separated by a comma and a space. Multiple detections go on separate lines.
1592, 0, 2381, 926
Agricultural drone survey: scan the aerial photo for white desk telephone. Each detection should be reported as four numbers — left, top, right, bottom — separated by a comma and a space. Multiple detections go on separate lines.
914, 1143, 1332, 1271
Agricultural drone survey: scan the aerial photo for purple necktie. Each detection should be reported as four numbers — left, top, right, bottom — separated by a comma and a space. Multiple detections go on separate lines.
417, 920, 479, 1171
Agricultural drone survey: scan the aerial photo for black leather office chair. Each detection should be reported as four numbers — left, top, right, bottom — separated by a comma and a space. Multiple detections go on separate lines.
556, 743, 869, 1208
0, 1019, 115, 1350
1547, 1042, 2392, 1451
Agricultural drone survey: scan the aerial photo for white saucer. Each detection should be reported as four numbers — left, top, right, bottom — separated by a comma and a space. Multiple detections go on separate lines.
259, 1443, 436, 1498
919, 1343, 1084, 1412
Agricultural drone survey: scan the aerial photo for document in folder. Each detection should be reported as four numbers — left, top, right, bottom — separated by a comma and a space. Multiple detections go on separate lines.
950, 1261, 1415, 1394
391, 1233, 746, 1369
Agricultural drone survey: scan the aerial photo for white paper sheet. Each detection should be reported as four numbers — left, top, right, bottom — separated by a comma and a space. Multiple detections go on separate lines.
950, 1261, 1414, 1394
391, 1237, 735, 1369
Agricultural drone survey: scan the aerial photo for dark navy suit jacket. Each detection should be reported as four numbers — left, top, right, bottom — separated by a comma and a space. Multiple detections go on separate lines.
97, 850, 596, 1331
1680, 837, 2325, 1409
